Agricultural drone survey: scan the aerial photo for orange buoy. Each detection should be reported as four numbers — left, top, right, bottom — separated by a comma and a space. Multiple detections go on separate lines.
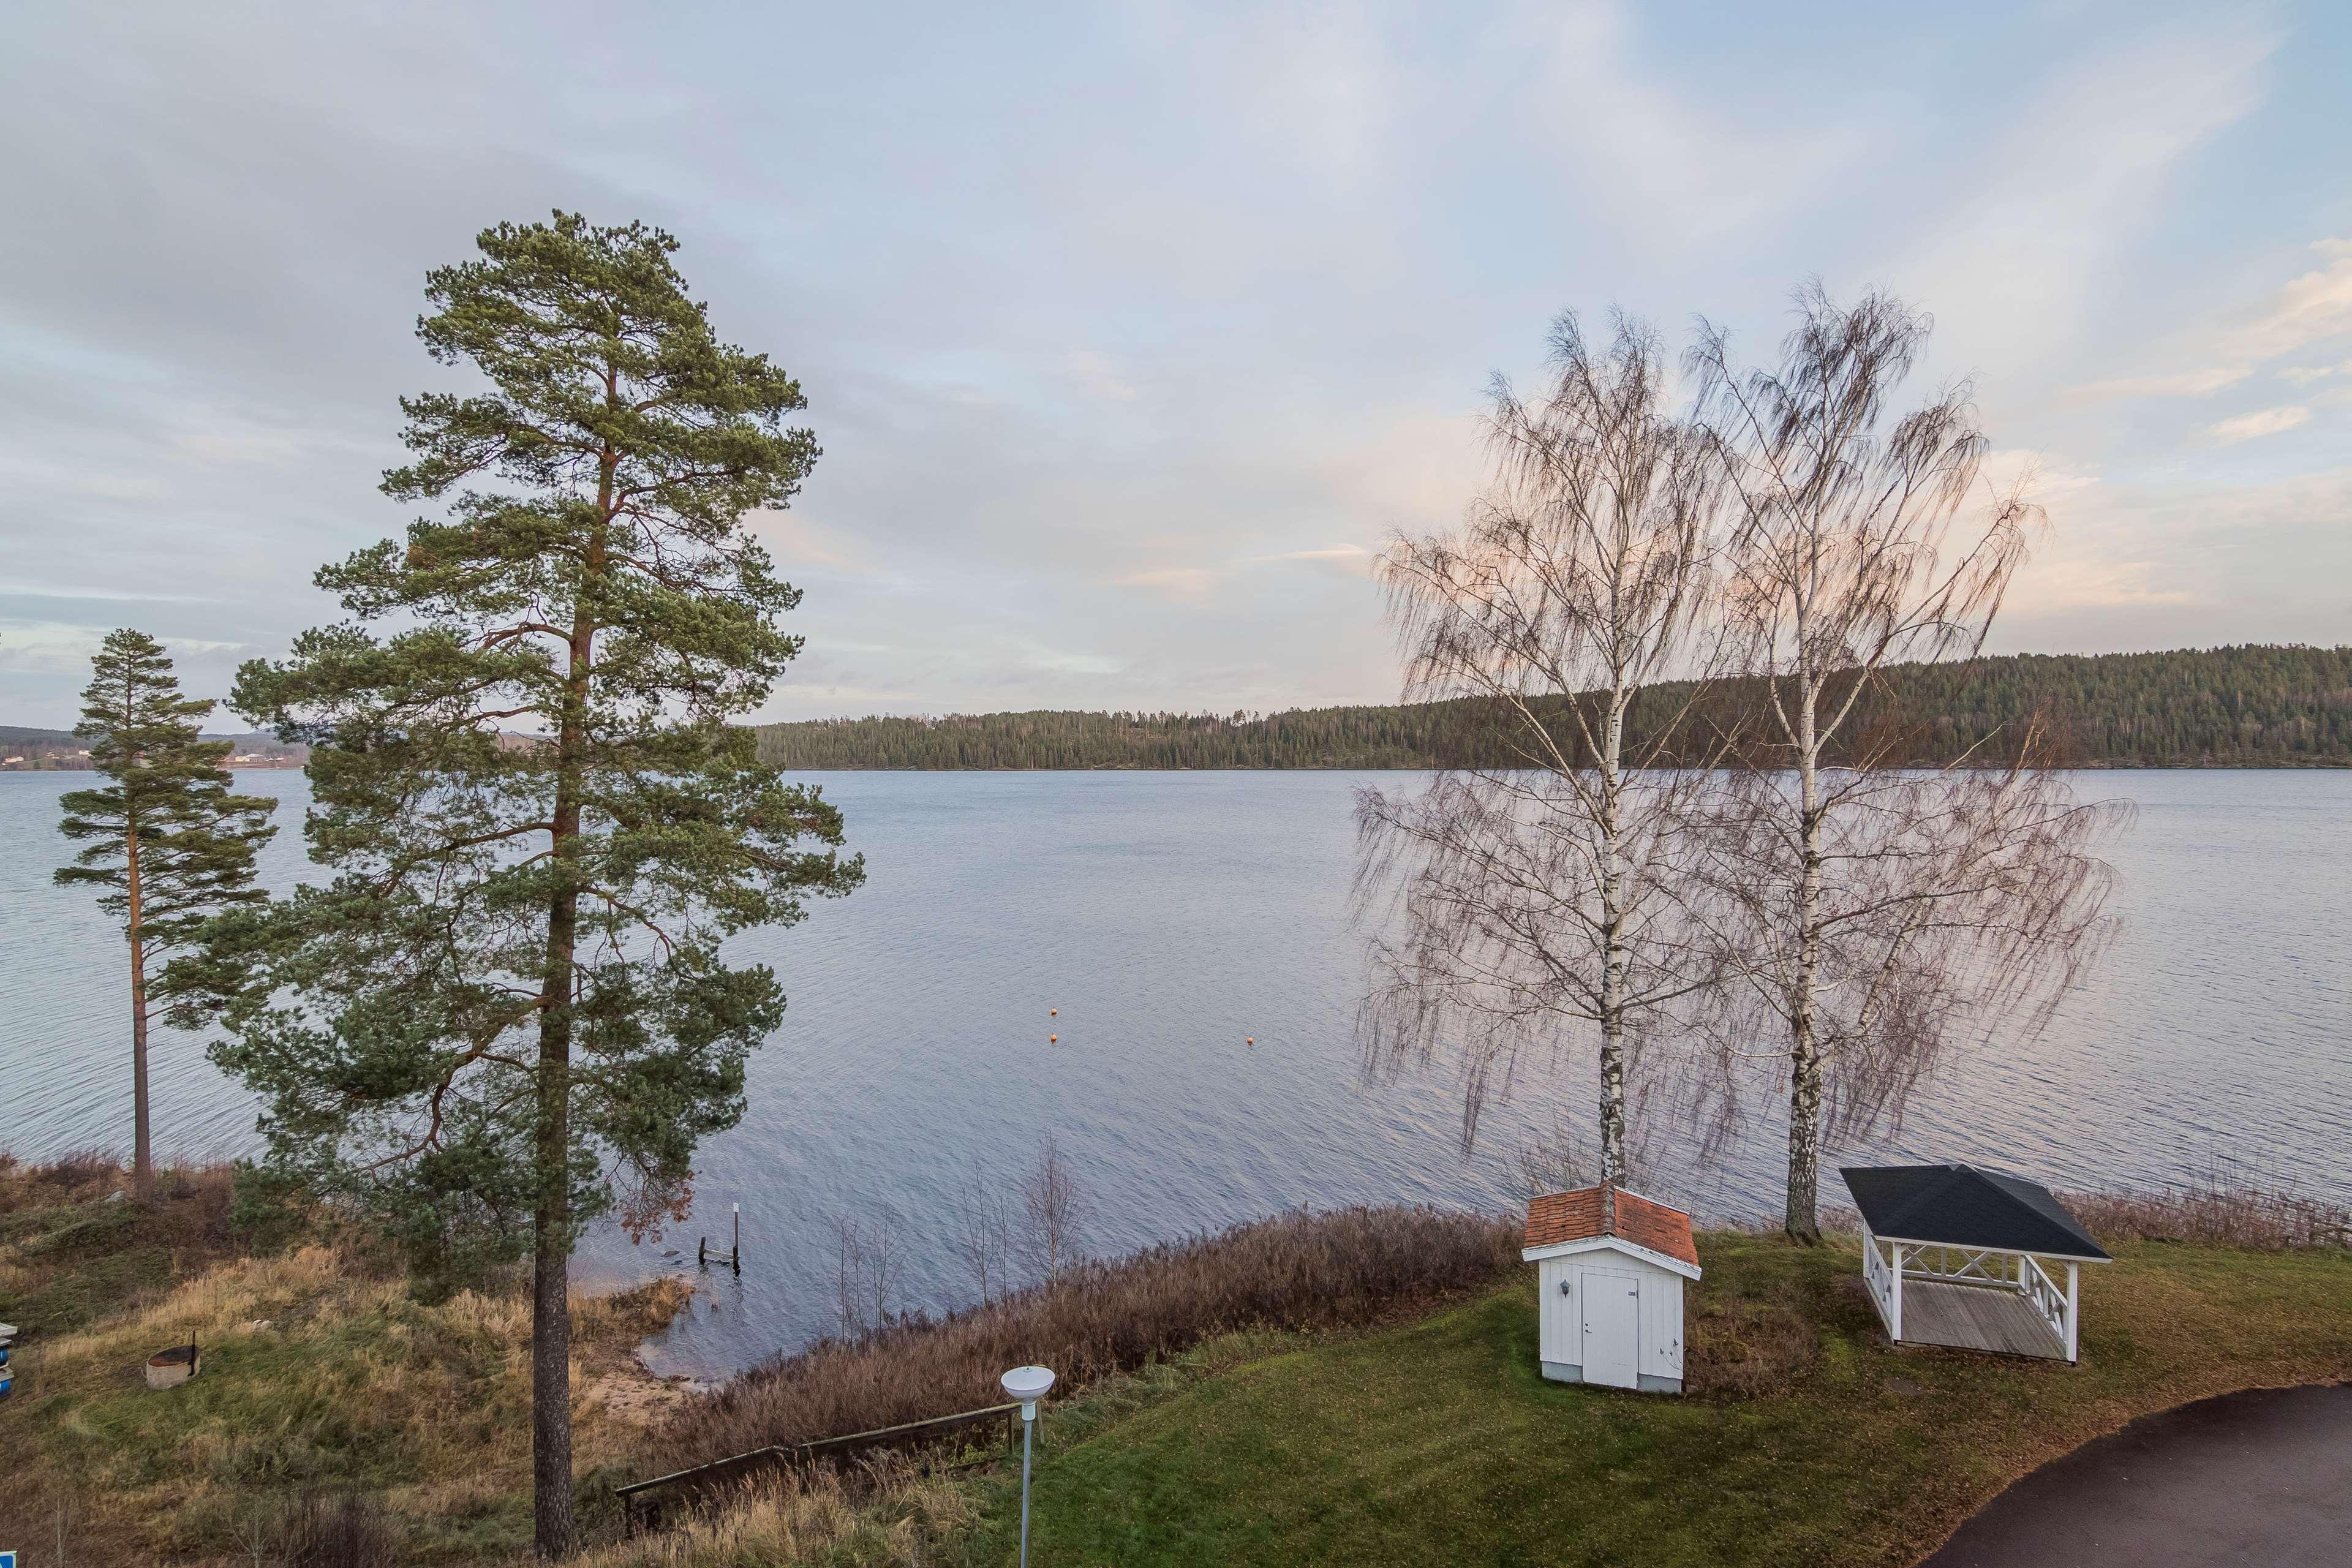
1049, 1034, 1058, 1043
1246, 1036, 1254, 1044
1050, 1009, 1058, 1016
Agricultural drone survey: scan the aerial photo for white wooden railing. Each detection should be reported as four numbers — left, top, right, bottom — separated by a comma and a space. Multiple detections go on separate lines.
2020, 1254, 2067, 1340
1861, 1227, 1896, 1329
1904, 1246, 2016, 1287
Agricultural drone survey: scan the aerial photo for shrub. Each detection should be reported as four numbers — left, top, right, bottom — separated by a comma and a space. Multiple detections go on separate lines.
663, 1205, 1519, 1467
230, 1158, 317, 1254
0, 1148, 122, 1213
2060, 1175, 2350, 1251
1685, 1295, 1822, 1400
274, 1488, 399, 1568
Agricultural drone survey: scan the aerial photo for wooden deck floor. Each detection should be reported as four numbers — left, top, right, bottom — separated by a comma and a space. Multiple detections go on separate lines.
1898, 1280, 2067, 1359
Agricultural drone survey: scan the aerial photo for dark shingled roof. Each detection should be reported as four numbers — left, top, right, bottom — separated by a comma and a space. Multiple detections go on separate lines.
1841, 1163, 2112, 1261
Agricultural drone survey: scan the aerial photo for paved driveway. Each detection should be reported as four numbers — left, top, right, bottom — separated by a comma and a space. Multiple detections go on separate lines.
1920, 1382, 2352, 1567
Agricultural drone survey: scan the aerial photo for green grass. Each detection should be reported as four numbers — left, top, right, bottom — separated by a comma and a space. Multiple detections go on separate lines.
959, 1234, 2352, 1568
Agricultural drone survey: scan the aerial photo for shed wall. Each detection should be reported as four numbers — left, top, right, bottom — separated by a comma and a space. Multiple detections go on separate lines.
1534, 1248, 1686, 1392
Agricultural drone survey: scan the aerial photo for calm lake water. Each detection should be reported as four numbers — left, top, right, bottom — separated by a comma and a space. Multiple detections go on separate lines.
4, 769, 2347, 1376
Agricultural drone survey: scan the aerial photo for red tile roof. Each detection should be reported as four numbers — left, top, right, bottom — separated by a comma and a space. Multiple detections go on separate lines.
1524, 1186, 1699, 1268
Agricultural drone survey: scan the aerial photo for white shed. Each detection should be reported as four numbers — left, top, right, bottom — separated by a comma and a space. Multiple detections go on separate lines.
1522, 1186, 1700, 1395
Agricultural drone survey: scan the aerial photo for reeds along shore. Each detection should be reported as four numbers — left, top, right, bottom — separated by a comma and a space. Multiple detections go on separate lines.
669, 1205, 1523, 1467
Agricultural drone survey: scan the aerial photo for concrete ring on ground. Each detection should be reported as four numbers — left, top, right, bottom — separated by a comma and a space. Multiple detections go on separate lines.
1919, 1382, 2352, 1567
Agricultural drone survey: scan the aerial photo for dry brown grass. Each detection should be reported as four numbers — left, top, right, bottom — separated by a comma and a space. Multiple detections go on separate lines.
1685, 1291, 1827, 1399
666, 1205, 1520, 1469
0, 1146, 126, 1207
0, 1155, 695, 1567
2060, 1178, 2351, 1251
575, 1455, 976, 1568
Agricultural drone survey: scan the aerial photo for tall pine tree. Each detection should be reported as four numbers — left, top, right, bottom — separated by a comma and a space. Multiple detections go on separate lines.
214, 214, 861, 1556
55, 628, 276, 1204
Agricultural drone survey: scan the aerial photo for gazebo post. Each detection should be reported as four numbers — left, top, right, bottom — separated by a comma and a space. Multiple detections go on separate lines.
2065, 1262, 2079, 1362
1889, 1242, 1904, 1341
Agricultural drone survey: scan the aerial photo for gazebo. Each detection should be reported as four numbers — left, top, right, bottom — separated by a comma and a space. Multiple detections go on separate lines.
1841, 1163, 2111, 1363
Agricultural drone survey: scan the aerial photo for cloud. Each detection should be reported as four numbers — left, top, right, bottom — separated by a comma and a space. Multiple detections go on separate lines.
2205, 405, 2312, 444
1996, 460, 2352, 652
4, 583, 218, 604
2078, 366, 2251, 399
1112, 567, 1218, 603
2227, 240, 2352, 360
1061, 350, 1138, 403
1892, 23, 2274, 380
1520, 1, 1865, 246
749, 510, 869, 573
1, 4, 2343, 726
2062, 239, 2352, 414
1254, 545, 1378, 579
2278, 359, 2350, 386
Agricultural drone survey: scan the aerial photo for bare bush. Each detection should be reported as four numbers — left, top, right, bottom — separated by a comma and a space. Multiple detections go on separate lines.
1019, 1133, 1087, 1285
1684, 1297, 1822, 1400
829, 1208, 905, 1337
666, 1204, 1519, 1468
948, 1155, 1015, 1308
2062, 1175, 2350, 1252
0, 1148, 123, 1210
274, 1488, 398, 1568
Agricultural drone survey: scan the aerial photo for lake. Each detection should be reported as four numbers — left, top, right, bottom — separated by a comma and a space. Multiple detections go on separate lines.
4, 768, 2346, 1377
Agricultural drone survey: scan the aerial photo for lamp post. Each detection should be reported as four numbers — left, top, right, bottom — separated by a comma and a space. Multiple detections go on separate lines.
1000, 1363, 1055, 1567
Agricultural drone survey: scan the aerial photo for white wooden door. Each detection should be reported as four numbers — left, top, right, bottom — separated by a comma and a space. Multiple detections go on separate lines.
1580, 1269, 1641, 1389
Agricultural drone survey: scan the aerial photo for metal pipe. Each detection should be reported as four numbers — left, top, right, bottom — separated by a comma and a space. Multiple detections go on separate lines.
1018, 1406, 1035, 1567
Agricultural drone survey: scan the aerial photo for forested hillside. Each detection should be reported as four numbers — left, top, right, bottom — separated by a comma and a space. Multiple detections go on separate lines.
755, 646, 2352, 771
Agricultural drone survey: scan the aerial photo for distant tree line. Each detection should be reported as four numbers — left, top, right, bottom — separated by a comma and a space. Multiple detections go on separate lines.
756, 644, 2352, 772
2, 723, 305, 769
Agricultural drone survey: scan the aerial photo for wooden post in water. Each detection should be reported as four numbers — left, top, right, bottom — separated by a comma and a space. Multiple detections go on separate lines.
698, 1205, 742, 1274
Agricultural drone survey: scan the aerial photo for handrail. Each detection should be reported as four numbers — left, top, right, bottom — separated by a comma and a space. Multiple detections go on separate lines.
2019, 1254, 2065, 1333
616, 1401, 1024, 1510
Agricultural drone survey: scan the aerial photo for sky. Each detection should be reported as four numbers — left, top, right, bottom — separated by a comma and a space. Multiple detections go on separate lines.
2, 1, 2348, 728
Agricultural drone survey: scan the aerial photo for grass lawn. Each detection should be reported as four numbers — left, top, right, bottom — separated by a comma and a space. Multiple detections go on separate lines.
966, 1232, 2352, 1567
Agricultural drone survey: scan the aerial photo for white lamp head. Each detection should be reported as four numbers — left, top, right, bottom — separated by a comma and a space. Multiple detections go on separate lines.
1001, 1363, 1056, 1418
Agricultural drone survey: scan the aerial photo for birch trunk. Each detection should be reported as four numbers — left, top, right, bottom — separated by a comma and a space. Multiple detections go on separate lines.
1784, 671, 1825, 1243
1596, 677, 1629, 1196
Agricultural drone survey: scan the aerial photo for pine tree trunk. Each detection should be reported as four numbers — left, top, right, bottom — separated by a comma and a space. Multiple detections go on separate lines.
126, 817, 155, 1206
532, 717, 582, 1558
530, 945, 575, 1558
533, 448, 616, 1558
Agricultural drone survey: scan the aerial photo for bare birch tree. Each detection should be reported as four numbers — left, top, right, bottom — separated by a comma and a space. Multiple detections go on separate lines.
949, 1154, 1016, 1308
830, 1207, 903, 1336
1357, 311, 1729, 1193
1019, 1133, 1087, 1285
1687, 284, 2122, 1242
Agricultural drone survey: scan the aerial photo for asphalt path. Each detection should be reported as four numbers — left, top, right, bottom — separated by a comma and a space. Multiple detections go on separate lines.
1919, 1382, 2352, 1567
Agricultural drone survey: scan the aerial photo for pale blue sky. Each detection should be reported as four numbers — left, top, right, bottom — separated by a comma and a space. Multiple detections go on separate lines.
3, 1, 2347, 726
